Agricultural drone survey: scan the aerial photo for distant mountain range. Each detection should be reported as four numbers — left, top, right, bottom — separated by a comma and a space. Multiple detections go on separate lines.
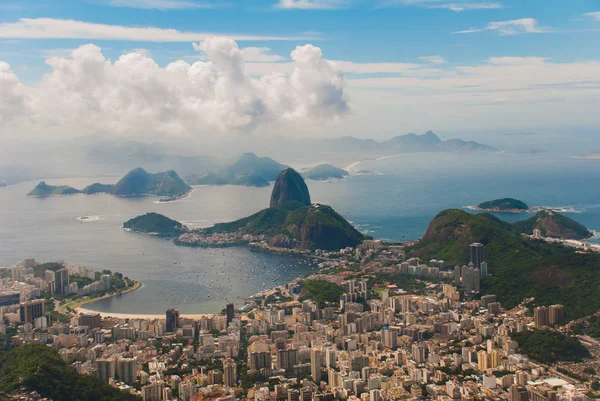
3, 131, 497, 187
187, 153, 286, 187
318, 131, 497, 155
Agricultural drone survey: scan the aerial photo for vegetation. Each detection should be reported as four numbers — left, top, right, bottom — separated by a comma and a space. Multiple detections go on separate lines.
123, 212, 186, 236
477, 198, 529, 211
27, 181, 80, 196
113, 168, 190, 197
0, 345, 139, 400
303, 164, 349, 181
572, 315, 600, 338
512, 329, 590, 364
299, 280, 345, 307
27, 168, 190, 197
410, 209, 600, 319
204, 201, 365, 250
81, 183, 114, 194
513, 210, 592, 240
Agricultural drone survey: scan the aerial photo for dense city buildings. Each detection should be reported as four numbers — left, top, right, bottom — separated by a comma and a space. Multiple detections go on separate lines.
0, 248, 596, 401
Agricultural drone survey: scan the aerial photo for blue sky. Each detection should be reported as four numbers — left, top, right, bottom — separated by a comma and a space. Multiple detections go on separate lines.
1, 0, 600, 140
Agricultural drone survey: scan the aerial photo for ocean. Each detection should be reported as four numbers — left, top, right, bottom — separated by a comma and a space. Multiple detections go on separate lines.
0, 152, 598, 314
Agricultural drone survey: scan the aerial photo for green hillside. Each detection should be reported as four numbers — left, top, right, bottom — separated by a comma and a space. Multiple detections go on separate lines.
410, 209, 600, 319
0, 344, 138, 401
123, 212, 186, 236
27, 181, 81, 196
513, 210, 592, 240
477, 198, 529, 211
81, 183, 115, 194
204, 201, 365, 251
113, 168, 190, 196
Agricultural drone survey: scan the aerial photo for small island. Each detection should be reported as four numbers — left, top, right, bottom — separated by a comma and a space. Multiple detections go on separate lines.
475, 198, 529, 213
302, 164, 349, 181
123, 212, 187, 237
27, 181, 81, 196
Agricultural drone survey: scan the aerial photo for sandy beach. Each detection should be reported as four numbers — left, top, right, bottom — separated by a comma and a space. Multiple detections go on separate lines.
76, 307, 215, 320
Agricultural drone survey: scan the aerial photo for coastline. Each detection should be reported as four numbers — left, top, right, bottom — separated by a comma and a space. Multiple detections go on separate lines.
76, 307, 214, 320
71, 281, 143, 313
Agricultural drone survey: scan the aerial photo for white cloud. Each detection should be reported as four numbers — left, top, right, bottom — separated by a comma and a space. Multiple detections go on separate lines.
242, 47, 286, 63
0, 18, 307, 42
0, 62, 30, 127
108, 0, 216, 9
0, 38, 351, 137
276, 0, 350, 10
584, 11, 600, 21
429, 2, 501, 11
454, 18, 547, 35
131, 48, 152, 57
381, 0, 502, 11
418, 55, 446, 64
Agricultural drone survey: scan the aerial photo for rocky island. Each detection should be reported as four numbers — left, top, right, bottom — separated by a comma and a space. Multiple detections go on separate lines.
474, 198, 529, 213
27, 168, 191, 198
123, 212, 187, 237
27, 181, 81, 196
126, 168, 366, 251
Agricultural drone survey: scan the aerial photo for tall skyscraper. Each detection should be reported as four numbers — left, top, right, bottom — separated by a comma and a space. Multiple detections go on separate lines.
116, 358, 137, 384
19, 299, 45, 323
480, 261, 488, 277
166, 308, 180, 333
310, 348, 323, 382
226, 303, 234, 325
470, 243, 484, 269
534, 306, 549, 328
55, 268, 70, 296
549, 305, 565, 326
223, 358, 237, 387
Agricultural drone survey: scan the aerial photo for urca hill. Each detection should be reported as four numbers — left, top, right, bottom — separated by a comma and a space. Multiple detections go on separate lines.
127, 168, 366, 251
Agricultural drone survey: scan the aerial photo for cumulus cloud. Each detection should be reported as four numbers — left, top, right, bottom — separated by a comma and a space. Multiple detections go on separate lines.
0, 38, 351, 137
0, 62, 29, 127
454, 18, 546, 35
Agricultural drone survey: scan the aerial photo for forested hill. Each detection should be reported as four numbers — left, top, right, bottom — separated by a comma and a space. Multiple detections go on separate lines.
410, 209, 600, 320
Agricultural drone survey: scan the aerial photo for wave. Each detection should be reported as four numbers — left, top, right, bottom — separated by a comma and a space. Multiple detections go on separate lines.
464, 205, 583, 213
76, 215, 103, 222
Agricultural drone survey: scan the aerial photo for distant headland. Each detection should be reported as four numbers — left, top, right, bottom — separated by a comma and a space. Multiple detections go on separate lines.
27, 168, 191, 198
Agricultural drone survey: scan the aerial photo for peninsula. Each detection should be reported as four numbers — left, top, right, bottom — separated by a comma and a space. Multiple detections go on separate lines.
126, 168, 366, 251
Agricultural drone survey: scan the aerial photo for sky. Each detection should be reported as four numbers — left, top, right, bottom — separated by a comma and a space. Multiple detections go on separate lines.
1, 0, 600, 142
